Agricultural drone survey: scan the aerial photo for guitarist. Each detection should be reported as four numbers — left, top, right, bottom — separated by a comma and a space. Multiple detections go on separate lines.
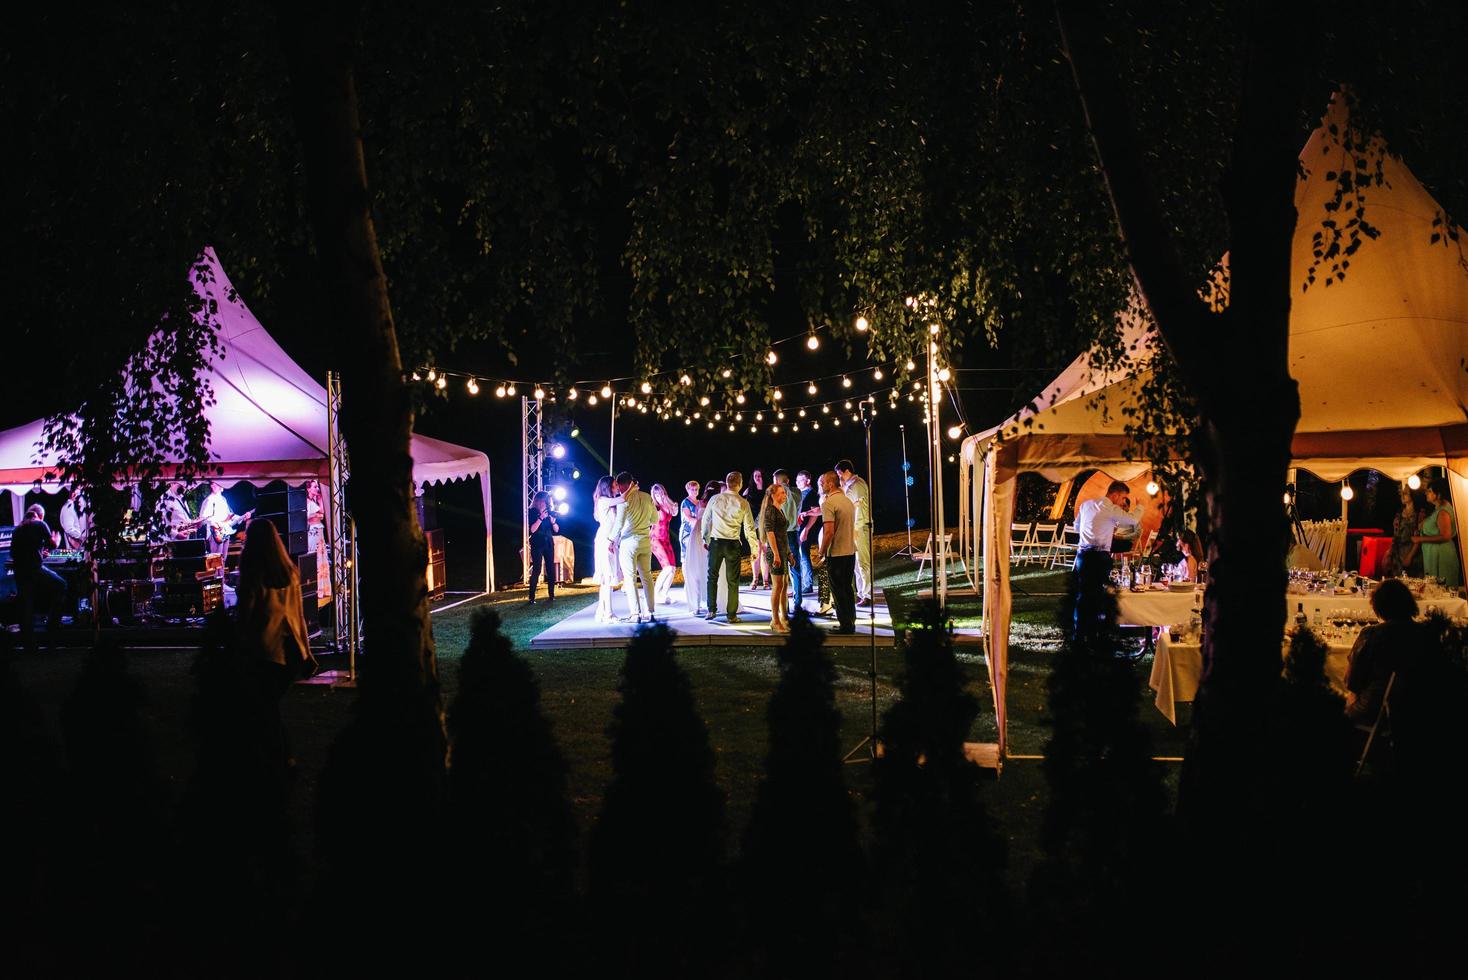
199, 481, 252, 563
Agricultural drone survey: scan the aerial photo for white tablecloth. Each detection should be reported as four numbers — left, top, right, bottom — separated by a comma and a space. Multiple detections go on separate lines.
1118, 587, 1468, 630
1115, 588, 1203, 627
1148, 628, 1353, 725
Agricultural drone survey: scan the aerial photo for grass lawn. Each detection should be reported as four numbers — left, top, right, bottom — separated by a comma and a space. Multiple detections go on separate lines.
8, 532, 1189, 885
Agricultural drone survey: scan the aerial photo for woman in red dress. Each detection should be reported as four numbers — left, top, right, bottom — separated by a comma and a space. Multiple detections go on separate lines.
650, 483, 679, 604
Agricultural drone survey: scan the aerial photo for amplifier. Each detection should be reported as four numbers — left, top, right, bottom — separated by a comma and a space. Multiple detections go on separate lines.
256, 488, 307, 514
297, 553, 317, 584
171, 539, 210, 559
260, 510, 308, 536
161, 555, 222, 582
282, 530, 308, 556
158, 579, 223, 617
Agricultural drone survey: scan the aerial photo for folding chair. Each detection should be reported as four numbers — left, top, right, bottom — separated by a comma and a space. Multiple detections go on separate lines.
1354, 672, 1396, 777
1010, 522, 1034, 565
915, 533, 968, 582
1049, 524, 1080, 569
1028, 522, 1060, 567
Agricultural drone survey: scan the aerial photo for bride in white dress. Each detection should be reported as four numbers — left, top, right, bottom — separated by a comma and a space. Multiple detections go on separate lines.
593, 476, 625, 623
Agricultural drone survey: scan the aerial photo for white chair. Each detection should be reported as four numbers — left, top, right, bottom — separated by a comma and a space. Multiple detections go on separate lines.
915, 532, 969, 582
1049, 524, 1080, 569
1028, 522, 1060, 567
1010, 522, 1035, 565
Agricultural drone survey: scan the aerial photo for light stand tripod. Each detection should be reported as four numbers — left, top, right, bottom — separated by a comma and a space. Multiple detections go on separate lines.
844, 399, 880, 765
890, 423, 916, 558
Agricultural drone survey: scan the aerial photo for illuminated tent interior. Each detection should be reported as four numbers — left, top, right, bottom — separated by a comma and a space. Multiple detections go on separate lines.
0, 248, 494, 593
958, 95, 1468, 760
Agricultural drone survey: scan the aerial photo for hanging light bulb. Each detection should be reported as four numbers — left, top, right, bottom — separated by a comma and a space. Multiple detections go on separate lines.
507, 384, 517, 396
715, 412, 723, 420
675, 408, 683, 417
806, 334, 820, 351
685, 417, 692, 425
772, 389, 783, 401
833, 418, 841, 427
777, 411, 785, 420
947, 424, 963, 439
601, 384, 613, 399
852, 414, 859, 423
570, 426, 580, 438
1146, 481, 1160, 496
436, 376, 447, 390
587, 394, 598, 406
1407, 473, 1422, 490
692, 411, 701, 419
855, 315, 869, 332
721, 367, 732, 379
707, 421, 715, 429
426, 369, 437, 382
929, 322, 941, 335
808, 382, 818, 396
568, 387, 579, 400
842, 375, 852, 388
844, 401, 852, 410
813, 421, 820, 429
729, 424, 736, 432
798, 408, 806, 418
680, 374, 692, 386
534, 386, 545, 400
755, 412, 764, 421
750, 425, 758, 433
792, 423, 799, 432
699, 395, 710, 406
766, 350, 778, 365
822, 405, 831, 414
1283, 491, 1292, 506
937, 367, 951, 382
640, 381, 652, 394
948, 454, 956, 463
467, 378, 480, 394
772, 425, 780, 433
495, 384, 507, 398
873, 368, 884, 381
736, 392, 746, 405
904, 359, 916, 371
410, 371, 421, 382
1340, 483, 1355, 501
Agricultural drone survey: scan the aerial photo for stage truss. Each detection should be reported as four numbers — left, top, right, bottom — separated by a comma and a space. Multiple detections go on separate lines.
521, 394, 545, 583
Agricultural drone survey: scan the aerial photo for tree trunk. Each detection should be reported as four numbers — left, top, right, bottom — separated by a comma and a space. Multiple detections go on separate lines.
1056, 0, 1304, 817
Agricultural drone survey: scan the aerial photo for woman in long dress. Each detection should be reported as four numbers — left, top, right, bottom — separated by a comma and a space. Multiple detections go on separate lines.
679, 481, 706, 614
593, 477, 625, 623
1387, 483, 1425, 577
761, 485, 793, 633
1413, 479, 1461, 588
650, 483, 680, 604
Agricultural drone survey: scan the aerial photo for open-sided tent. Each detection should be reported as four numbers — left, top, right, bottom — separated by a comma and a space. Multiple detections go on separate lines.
0, 247, 494, 593
959, 96, 1468, 759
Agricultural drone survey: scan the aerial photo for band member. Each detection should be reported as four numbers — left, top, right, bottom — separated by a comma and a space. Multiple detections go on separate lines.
11, 504, 66, 653
199, 481, 251, 562
58, 486, 90, 551
159, 482, 199, 540
305, 480, 331, 601
527, 490, 559, 604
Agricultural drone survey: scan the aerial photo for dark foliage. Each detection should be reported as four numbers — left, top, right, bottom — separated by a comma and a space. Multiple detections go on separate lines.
1029, 591, 1169, 978
740, 610, 864, 978
588, 622, 727, 977
869, 600, 1007, 979
445, 609, 578, 956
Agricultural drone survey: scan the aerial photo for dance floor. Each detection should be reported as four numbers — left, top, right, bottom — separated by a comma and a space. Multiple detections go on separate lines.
529, 584, 983, 649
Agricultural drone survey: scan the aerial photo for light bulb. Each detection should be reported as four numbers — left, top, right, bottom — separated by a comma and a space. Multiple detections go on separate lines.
680, 374, 692, 386
1283, 492, 1292, 506
735, 413, 743, 422
806, 334, 820, 350
507, 384, 517, 396
855, 315, 869, 332
873, 368, 884, 381
904, 359, 915, 371
772, 425, 780, 433
1341, 484, 1355, 501
937, 367, 951, 382
552, 486, 568, 501
410, 371, 421, 382
436, 376, 447, 390
534, 386, 545, 400
842, 375, 852, 388
808, 382, 818, 396
822, 405, 830, 414
812, 421, 819, 429
766, 350, 778, 365
640, 381, 651, 394
587, 394, 598, 405
755, 412, 764, 421
708, 421, 715, 429
798, 409, 806, 417
852, 414, 859, 422
750, 425, 758, 433
1146, 481, 1160, 496
773, 389, 783, 401
844, 401, 852, 410
570, 426, 580, 438
427, 369, 437, 382
736, 393, 746, 404
467, 378, 480, 394
833, 419, 840, 427
729, 424, 736, 432
1407, 474, 1422, 490
721, 367, 732, 379
495, 385, 507, 398
777, 411, 785, 420
715, 412, 722, 420
692, 411, 701, 419
675, 408, 683, 417
699, 395, 710, 406
556, 502, 570, 516
601, 384, 612, 399
568, 387, 579, 400
947, 425, 962, 439
792, 423, 799, 432
572, 470, 581, 479
948, 454, 956, 463
929, 322, 941, 335
685, 417, 692, 425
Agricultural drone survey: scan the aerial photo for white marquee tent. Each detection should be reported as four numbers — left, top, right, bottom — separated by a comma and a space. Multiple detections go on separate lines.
959, 96, 1468, 759
0, 247, 495, 593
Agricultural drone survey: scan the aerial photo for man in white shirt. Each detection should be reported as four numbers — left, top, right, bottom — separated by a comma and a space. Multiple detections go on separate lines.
701, 470, 757, 622
609, 471, 659, 622
199, 481, 247, 561
1072, 479, 1144, 638
58, 487, 90, 551
818, 470, 858, 633
158, 482, 196, 540
835, 460, 873, 606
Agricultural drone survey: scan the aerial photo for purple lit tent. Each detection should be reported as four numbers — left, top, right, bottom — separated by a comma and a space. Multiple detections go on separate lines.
0, 247, 495, 593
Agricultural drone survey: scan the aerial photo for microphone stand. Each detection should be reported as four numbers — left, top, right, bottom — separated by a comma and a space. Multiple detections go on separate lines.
844, 399, 879, 764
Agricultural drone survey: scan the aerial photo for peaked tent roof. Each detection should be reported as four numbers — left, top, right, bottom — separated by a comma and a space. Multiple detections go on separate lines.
963, 93, 1468, 481
0, 247, 489, 493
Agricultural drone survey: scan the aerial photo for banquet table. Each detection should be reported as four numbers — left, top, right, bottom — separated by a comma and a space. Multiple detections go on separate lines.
1116, 586, 1468, 629
1148, 627, 1354, 725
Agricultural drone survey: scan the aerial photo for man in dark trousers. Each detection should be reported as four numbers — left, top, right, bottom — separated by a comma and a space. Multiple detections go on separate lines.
527, 490, 559, 604
817, 471, 857, 634
11, 503, 66, 652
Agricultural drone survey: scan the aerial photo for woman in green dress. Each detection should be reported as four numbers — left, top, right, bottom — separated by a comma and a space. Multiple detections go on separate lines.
1412, 480, 1460, 588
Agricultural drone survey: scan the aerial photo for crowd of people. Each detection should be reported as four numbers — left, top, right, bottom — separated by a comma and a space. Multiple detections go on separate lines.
532, 460, 874, 634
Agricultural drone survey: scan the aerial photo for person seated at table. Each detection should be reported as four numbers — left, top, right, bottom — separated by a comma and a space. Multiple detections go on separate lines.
1344, 579, 1419, 724
1164, 529, 1202, 582
1410, 480, 1460, 589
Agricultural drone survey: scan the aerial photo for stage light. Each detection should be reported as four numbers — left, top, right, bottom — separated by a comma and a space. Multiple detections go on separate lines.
507, 384, 517, 396
556, 502, 570, 516
495, 385, 507, 398
467, 378, 480, 394
766, 350, 778, 365
1146, 481, 1160, 496
587, 394, 598, 405
570, 426, 580, 438
426, 369, 437, 382
680, 374, 692, 386
736, 392, 746, 404
436, 376, 447, 390
640, 381, 652, 394
552, 486, 568, 501
722, 367, 732, 379
937, 367, 951, 382
601, 384, 612, 399
873, 368, 884, 381
842, 375, 852, 388
1340, 483, 1355, 501
1408, 473, 1422, 490
572, 469, 581, 479
772, 389, 783, 401
534, 386, 546, 400
947, 425, 963, 439
808, 382, 818, 396
855, 315, 869, 332
568, 387, 578, 400
904, 359, 916, 371
806, 334, 820, 350
699, 395, 710, 406
550, 444, 567, 459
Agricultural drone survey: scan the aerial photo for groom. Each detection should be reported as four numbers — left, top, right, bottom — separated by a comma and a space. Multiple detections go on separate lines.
609, 471, 658, 621
701, 470, 758, 623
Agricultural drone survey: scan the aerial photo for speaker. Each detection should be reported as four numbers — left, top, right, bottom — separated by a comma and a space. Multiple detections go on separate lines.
256, 488, 307, 514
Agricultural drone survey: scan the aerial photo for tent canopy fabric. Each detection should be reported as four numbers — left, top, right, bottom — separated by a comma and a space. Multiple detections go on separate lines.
959, 95, 1468, 761
0, 248, 494, 591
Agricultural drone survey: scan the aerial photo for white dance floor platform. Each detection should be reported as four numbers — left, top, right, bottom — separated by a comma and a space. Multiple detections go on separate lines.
529, 585, 982, 650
